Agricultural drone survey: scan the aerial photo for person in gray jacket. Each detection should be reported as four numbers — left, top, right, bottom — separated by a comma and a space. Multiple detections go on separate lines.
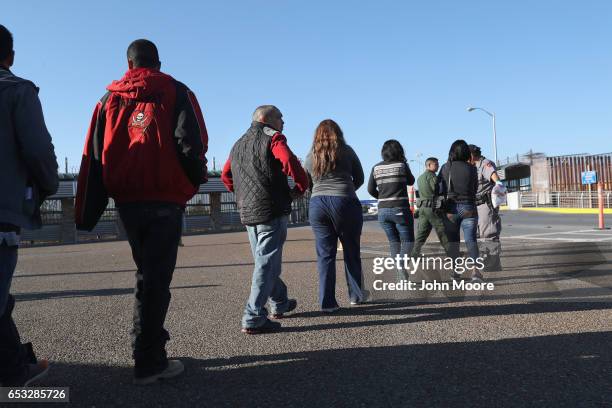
0, 25, 58, 386
469, 144, 503, 271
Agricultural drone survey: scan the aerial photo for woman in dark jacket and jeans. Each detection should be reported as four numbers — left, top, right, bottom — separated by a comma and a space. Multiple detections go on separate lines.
438, 139, 482, 282
305, 119, 368, 312
367, 140, 415, 281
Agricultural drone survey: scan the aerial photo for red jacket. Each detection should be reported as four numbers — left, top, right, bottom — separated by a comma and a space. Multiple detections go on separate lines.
76, 68, 208, 230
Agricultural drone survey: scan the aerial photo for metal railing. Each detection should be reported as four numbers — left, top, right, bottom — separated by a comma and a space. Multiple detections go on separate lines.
23, 186, 311, 246
519, 191, 612, 209
40, 200, 63, 224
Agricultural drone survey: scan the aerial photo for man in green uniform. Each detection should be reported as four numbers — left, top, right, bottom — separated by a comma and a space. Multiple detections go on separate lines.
410, 157, 451, 258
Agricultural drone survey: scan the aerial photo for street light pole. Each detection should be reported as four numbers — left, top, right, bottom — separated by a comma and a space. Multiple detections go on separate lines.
492, 112, 498, 165
415, 153, 423, 169
467, 106, 498, 165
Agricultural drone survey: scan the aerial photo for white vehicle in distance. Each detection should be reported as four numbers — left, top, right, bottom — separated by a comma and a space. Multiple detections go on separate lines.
367, 202, 378, 215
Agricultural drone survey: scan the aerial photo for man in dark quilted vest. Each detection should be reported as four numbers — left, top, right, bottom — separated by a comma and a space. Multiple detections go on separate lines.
76, 39, 208, 384
222, 106, 308, 334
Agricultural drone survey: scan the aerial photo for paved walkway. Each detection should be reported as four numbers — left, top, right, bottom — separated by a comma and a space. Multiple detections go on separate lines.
10, 218, 612, 407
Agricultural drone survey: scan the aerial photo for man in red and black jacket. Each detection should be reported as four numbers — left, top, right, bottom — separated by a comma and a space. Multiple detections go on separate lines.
222, 105, 308, 334
75, 39, 207, 385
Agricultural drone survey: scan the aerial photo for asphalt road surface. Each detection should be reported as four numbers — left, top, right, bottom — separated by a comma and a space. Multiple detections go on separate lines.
9, 211, 612, 407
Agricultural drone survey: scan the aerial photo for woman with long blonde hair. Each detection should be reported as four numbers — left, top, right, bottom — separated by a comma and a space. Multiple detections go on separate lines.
304, 119, 367, 312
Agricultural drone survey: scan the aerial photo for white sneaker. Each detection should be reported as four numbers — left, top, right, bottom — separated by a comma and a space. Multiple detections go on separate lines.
321, 306, 341, 313
133, 360, 184, 385
350, 289, 370, 305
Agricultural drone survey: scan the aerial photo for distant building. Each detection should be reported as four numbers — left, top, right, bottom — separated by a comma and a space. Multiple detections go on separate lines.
499, 152, 612, 193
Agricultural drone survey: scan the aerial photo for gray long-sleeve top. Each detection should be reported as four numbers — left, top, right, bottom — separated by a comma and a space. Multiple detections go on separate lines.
304, 144, 364, 198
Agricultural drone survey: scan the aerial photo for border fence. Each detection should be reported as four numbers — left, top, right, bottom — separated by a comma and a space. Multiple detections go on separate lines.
517, 191, 612, 209
24, 183, 611, 246
22, 178, 310, 246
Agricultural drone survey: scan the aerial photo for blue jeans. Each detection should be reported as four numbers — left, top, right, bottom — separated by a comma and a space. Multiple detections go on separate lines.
446, 202, 479, 260
0, 242, 27, 382
378, 207, 414, 280
242, 215, 291, 329
309, 196, 365, 309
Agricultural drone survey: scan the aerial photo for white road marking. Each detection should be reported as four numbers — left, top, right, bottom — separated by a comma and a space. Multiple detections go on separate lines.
565, 231, 612, 236
505, 236, 600, 242
505, 228, 612, 243
361, 249, 392, 255
361, 228, 612, 252
508, 229, 601, 237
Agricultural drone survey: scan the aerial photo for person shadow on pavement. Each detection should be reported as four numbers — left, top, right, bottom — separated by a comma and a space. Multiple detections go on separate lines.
41, 330, 612, 407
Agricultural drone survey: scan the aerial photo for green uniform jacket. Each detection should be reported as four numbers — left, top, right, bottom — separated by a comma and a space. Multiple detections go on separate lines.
417, 170, 438, 200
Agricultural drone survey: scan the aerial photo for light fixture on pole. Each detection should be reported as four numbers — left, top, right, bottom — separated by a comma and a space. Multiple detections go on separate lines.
415, 153, 423, 169
467, 106, 498, 164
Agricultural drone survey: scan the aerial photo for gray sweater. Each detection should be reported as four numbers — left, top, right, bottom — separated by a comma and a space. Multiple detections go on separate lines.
304, 144, 364, 198
0, 67, 58, 236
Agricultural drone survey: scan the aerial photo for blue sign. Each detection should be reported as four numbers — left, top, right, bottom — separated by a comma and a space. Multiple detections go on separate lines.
581, 171, 597, 185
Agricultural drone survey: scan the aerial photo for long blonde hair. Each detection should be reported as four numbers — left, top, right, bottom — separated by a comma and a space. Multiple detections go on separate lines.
311, 119, 346, 178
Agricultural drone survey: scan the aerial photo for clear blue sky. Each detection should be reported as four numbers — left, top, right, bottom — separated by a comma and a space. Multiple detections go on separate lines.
5, 0, 611, 197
